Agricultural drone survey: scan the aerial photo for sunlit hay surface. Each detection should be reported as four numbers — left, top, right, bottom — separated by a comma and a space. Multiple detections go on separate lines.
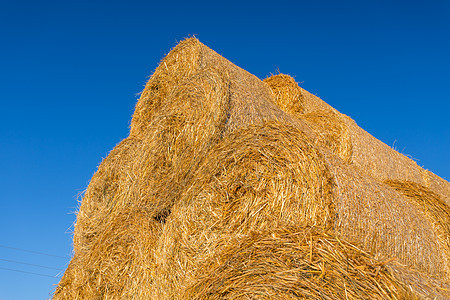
326, 154, 448, 278
263, 74, 305, 115
140, 66, 230, 219
54, 38, 450, 299
55, 209, 160, 299
385, 180, 450, 270
343, 118, 426, 184
422, 170, 450, 206
302, 110, 353, 163
184, 228, 414, 300
152, 122, 335, 298
263, 75, 450, 202
131, 38, 203, 136
55, 65, 231, 299
151, 122, 447, 299
55, 37, 299, 298
388, 262, 450, 300
151, 122, 448, 299
264, 75, 352, 163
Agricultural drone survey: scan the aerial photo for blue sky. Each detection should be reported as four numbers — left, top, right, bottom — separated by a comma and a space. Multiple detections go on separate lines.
0, 0, 449, 299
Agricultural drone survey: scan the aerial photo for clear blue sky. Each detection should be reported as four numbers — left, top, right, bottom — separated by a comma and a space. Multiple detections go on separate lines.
0, 0, 449, 299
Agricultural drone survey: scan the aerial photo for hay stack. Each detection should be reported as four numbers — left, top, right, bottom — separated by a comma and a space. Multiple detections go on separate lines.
264, 74, 450, 204
54, 38, 450, 299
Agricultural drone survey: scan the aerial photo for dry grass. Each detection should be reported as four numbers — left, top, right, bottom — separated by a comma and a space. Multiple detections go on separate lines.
150, 122, 333, 298
263, 74, 305, 115
264, 75, 352, 162
385, 180, 450, 269
302, 110, 353, 163
323, 153, 447, 278
264, 74, 450, 204
184, 228, 414, 300
131, 38, 203, 136
151, 122, 448, 299
54, 38, 450, 299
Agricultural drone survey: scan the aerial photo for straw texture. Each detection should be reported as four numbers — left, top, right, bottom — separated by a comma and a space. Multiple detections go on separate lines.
264, 74, 450, 204
54, 38, 450, 299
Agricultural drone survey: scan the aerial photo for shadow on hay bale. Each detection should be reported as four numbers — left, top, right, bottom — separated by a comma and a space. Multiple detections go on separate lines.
54, 38, 450, 299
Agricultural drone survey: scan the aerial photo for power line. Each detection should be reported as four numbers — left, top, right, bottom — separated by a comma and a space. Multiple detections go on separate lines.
0, 258, 64, 271
0, 244, 70, 259
0, 266, 60, 279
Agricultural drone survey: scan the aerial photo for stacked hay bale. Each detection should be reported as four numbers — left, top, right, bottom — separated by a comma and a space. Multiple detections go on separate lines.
54, 38, 450, 299
263, 74, 450, 204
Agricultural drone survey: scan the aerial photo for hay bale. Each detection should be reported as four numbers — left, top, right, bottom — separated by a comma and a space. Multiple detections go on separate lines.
264, 75, 352, 162
184, 228, 413, 299
422, 170, 450, 204
302, 110, 353, 163
327, 153, 448, 277
54, 38, 450, 299
131, 38, 203, 136
264, 74, 450, 205
55, 38, 308, 299
150, 122, 335, 298
55, 65, 231, 298
151, 122, 448, 299
388, 263, 450, 299
55, 209, 160, 299
385, 180, 450, 264
263, 74, 305, 115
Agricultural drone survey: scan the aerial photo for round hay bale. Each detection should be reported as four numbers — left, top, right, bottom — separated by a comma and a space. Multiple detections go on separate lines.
55, 66, 231, 299
138, 66, 230, 217
55, 38, 450, 300
385, 179, 450, 272
151, 122, 335, 298
131, 38, 203, 136
328, 154, 447, 278
263, 74, 305, 115
72, 136, 141, 254
264, 75, 352, 163
302, 110, 353, 163
184, 228, 413, 300
55, 208, 161, 299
